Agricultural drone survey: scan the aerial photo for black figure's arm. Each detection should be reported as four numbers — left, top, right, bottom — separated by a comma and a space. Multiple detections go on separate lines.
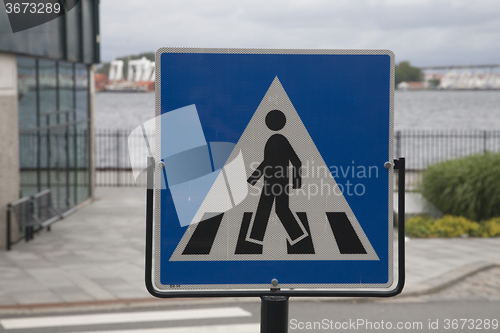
288, 142, 302, 189
247, 161, 266, 186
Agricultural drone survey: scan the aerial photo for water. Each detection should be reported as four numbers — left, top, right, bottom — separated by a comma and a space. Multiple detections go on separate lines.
95, 92, 155, 130
95, 90, 500, 130
94, 90, 500, 177
394, 90, 500, 130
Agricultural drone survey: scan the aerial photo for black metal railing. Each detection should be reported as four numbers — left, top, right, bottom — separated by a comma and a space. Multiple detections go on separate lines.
395, 129, 500, 187
6, 189, 70, 250
95, 128, 151, 186
94, 128, 500, 188
395, 129, 500, 170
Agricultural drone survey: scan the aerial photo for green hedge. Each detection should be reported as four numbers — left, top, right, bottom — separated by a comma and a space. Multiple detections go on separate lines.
406, 215, 500, 238
420, 152, 500, 221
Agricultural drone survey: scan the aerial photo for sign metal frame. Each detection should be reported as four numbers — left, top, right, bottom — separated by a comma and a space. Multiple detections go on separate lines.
146, 48, 405, 298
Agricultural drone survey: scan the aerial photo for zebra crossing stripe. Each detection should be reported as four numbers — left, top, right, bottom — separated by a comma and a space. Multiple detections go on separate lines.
0, 307, 251, 329
182, 213, 224, 254
327, 212, 367, 254
70, 323, 260, 333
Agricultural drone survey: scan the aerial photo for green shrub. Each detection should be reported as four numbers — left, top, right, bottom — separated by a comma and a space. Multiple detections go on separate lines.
405, 215, 435, 238
420, 152, 500, 221
431, 215, 478, 238
472, 217, 500, 237
406, 215, 500, 238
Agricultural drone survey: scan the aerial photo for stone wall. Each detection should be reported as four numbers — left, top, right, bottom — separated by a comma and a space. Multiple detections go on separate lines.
0, 53, 20, 250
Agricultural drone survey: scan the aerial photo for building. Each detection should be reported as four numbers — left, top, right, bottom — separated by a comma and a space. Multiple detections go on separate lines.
439, 70, 500, 90
0, 1, 100, 249
397, 81, 427, 91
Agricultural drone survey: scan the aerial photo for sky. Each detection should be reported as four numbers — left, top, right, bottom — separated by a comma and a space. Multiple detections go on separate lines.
100, 0, 500, 67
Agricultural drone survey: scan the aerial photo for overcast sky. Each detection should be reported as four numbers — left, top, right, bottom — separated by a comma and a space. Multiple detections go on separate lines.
100, 0, 500, 67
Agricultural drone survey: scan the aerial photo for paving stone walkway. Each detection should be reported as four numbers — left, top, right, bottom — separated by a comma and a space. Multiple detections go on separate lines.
426, 267, 500, 301
0, 188, 499, 307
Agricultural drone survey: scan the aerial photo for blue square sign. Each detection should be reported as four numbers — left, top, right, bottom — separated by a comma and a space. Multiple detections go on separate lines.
151, 48, 394, 292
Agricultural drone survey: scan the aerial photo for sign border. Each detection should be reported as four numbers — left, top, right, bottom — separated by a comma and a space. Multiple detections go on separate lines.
148, 47, 402, 297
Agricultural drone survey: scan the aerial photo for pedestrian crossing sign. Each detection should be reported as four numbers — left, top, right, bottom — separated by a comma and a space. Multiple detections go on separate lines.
152, 48, 395, 292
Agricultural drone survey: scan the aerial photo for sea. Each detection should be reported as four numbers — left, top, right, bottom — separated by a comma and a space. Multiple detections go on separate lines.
95, 90, 500, 131
94, 90, 500, 172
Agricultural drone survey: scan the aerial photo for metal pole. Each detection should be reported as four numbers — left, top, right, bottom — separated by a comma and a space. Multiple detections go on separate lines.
56, 134, 61, 210
36, 59, 41, 193
6, 207, 11, 251
145, 156, 155, 296
395, 157, 406, 292
116, 130, 120, 186
66, 127, 70, 208
260, 296, 289, 333
74, 126, 78, 204
395, 130, 401, 162
47, 129, 51, 190
26, 201, 31, 242
483, 131, 487, 153
29, 200, 35, 241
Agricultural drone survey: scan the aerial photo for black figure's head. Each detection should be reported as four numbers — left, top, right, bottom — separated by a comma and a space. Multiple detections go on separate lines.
265, 110, 286, 131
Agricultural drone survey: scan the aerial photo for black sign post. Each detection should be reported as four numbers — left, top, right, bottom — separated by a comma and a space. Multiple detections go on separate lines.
145, 157, 406, 332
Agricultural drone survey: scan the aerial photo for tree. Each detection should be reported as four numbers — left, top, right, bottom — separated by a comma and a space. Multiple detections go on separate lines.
428, 78, 441, 88
395, 61, 423, 86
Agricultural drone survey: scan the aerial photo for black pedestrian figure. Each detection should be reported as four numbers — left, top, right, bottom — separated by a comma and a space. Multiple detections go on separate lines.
247, 110, 306, 244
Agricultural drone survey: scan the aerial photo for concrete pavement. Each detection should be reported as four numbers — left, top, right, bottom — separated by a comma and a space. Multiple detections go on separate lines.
0, 187, 498, 309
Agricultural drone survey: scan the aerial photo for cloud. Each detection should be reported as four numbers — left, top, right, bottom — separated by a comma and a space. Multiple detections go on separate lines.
99, 0, 500, 66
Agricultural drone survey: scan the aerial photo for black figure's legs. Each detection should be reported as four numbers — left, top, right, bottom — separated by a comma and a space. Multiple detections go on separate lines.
275, 188, 305, 242
248, 185, 274, 242
249, 184, 305, 243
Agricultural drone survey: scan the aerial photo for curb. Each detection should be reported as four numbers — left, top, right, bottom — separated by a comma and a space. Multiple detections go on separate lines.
398, 261, 499, 298
0, 261, 498, 314
0, 297, 262, 315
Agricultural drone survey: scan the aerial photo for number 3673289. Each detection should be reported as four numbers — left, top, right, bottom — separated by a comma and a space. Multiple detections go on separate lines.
5, 2, 62, 14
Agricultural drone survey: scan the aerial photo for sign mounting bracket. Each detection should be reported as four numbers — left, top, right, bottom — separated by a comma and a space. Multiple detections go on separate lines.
144, 48, 402, 298
145, 156, 405, 298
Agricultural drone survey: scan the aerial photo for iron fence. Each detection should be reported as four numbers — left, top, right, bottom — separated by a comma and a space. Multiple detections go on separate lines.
395, 129, 500, 187
95, 128, 500, 188
95, 128, 151, 186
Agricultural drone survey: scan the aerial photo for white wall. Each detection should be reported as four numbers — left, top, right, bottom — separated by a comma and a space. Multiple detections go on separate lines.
0, 53, 20, 250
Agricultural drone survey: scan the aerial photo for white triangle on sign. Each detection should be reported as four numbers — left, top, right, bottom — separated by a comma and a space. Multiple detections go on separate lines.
170, 77, 379, 261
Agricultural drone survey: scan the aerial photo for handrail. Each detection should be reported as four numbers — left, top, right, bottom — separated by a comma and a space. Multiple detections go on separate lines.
5, 189, 71, 250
